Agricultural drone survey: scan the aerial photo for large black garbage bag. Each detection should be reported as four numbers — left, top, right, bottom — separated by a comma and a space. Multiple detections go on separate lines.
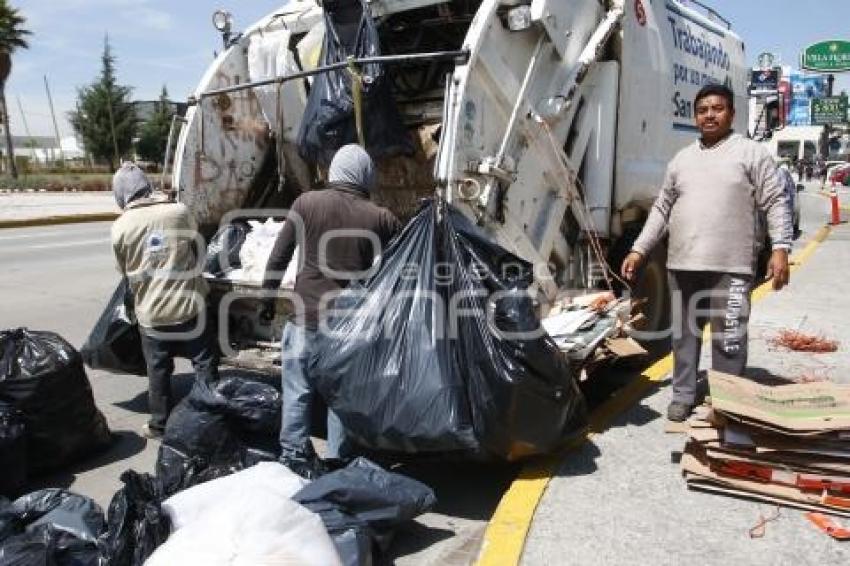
0, 489, 104, 566
311, 203, 476, 453
0, 329, 112, 473
156, 377, 282, 492
293, 457, 436, 566
0, 404, 26, 498
99, 471, 170, 566
312, 200, 586, 459
204, 222, 249, 276
81, 279, 147, 376
442, 206, 588, 459
296, 0, 412, 165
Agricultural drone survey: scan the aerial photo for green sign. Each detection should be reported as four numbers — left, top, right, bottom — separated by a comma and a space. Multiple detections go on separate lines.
811, 96, 848, 125
802, 40, 850, 72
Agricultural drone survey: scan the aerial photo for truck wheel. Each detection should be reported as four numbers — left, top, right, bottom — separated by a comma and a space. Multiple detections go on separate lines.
633, 244, 671, 336
608, 233, 670, 335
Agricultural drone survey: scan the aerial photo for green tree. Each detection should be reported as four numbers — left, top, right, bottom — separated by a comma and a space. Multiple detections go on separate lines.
135, 85, 174, 167
68, 36, 136, 171
0, 1, 31, 179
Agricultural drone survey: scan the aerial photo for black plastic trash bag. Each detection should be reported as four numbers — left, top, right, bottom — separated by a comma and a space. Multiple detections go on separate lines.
81, 279, 147, 376
442, 206, 588, 459
0, 403, 26, 498
99, 471, 171, 566
0, 489, 104, 566
311, 200, 586, 459
156, 377, 282, 492
310, 203, 476, 453
204, 222, 249, 276
0, 328, 112, 473
293, 457, 436, 566
296, 0, 412, 165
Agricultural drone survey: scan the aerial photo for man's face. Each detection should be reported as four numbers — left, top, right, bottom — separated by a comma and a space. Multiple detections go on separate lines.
695, 94, 734, 140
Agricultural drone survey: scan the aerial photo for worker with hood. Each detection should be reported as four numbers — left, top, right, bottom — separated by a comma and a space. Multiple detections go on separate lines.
263, 144, 401, 478
111, 162, 219, 439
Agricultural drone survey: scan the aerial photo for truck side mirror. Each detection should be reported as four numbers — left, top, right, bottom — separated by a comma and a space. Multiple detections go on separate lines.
765, 99, 781, 131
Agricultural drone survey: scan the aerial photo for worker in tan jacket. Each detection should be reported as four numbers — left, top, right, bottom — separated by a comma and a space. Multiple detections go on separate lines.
111, 163, 219, 439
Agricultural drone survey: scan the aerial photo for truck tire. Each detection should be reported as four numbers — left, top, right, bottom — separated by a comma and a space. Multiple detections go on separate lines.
609, 232, 670, 335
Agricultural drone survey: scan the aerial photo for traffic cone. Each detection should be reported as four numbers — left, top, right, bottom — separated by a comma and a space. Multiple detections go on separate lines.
830, 187, 841, 225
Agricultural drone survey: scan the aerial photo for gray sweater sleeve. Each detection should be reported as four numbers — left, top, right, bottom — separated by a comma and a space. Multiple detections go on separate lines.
752, 148, 793, 250
631, 161, 678, 257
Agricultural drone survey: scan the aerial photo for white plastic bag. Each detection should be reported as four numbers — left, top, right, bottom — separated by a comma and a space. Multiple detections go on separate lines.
148, 462, 341, 566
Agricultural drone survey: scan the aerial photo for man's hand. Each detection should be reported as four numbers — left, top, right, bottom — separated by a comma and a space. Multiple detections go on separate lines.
620, 251, 645, 283
765, 249, 790, 290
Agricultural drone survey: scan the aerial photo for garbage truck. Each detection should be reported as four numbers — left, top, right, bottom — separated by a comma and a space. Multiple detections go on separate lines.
169, 0, 749, 367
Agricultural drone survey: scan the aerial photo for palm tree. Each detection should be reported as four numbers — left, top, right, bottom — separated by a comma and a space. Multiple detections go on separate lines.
0, 1, 31, 179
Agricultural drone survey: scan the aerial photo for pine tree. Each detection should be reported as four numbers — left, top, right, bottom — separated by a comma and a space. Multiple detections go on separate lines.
0, 1, 31, 179
135, 85, 174, 167
68, 36, 136, 171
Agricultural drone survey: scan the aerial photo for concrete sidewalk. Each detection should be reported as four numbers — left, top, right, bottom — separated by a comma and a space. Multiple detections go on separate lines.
0, 191, 118, 227
522, 222, 850, 565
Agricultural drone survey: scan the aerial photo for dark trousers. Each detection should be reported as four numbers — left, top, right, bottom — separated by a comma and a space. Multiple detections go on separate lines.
668, 270, 752, 405
139, 316, 219, 431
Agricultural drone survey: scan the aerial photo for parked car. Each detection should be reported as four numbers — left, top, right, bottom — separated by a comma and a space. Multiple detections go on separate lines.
828, 163, 850, 186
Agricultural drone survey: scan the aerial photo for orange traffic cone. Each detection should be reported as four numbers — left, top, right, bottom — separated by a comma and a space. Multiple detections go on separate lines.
830, 187, 841, 225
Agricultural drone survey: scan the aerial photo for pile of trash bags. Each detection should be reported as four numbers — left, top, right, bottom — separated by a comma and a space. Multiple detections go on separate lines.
155, 376, 283, 492
0, 328, 112, 496
0, 459, 434, 565
81, 279, 147, 376
311, 200, 588, 459
203, 218, 299, 286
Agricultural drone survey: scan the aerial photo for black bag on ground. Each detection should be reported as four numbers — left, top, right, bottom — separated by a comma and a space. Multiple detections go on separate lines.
293, 457, 436, 566
204, 222, 249, 276
81, 279, 147, 376
99, 470, 171, 566
0, 328, 112, 473
0, 489, 104, 566
442, 206, 588, 459
296, 0, 412, 165
156, 377, 282, 492
0, 403, 26, 498
311, 200, 587, 459
310, 203, 477, 453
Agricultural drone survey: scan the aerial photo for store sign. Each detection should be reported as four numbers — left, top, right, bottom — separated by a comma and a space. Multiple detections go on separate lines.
801, 40, 850, 73
811, 96, 848, 125
750, 68, 780, 91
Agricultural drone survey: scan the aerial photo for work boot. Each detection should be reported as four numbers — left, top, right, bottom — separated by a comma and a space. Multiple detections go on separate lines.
667, 401, 693, 423
141, 423, 164, 440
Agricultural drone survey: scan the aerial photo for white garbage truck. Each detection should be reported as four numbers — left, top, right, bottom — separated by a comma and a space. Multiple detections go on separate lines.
170, 0, 748, 366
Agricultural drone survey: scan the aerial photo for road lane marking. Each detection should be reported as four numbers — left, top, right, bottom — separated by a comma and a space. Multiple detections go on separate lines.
16, 238, 111, 251
475, 224, 832, 566
0, 229, 109, 242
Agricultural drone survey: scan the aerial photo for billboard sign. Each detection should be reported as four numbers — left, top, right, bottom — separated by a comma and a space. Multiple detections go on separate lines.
802, 40, 850, 73
750, 68, 780, 92
787, 73, 827, 126
811, 96, 848, 125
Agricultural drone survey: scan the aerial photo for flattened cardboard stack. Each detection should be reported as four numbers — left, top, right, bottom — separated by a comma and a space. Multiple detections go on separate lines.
682, 371, 850, 517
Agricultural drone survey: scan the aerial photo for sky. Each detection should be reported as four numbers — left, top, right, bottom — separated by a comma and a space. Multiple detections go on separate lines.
6, 0, 850, 138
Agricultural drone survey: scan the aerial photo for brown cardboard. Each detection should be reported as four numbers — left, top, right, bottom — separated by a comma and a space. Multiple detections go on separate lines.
708, 371, 850, 431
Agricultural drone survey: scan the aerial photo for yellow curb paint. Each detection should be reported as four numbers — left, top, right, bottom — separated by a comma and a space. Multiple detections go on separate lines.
475, 225, 832, 566
0, 212, 119, 230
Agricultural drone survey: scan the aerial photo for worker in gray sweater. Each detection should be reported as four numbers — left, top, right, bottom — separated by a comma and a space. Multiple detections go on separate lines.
621, 84, 793, 422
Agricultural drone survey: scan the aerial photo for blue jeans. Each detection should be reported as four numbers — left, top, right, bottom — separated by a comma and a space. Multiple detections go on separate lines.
280, 322, 348, 460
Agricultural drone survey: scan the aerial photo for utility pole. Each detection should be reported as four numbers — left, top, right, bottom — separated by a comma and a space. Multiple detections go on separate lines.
44, 75, 65, 165
16, 95, 37, 165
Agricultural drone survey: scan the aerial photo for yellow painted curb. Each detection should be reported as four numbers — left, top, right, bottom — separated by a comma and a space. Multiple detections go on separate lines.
475, 225, 832, 566
0, 212, 119, 230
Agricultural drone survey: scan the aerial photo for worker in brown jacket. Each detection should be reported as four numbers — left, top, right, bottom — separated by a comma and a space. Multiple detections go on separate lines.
262, 144, 400, 478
